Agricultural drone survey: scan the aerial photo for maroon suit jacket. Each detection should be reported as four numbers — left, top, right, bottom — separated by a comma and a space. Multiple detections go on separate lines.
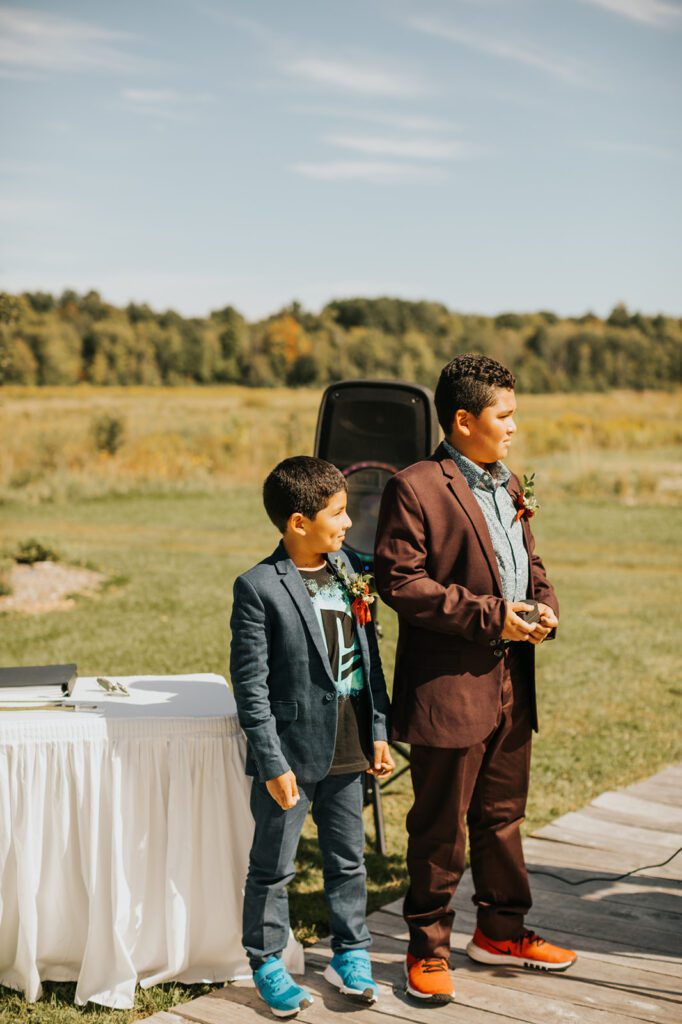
374, 443, 559, 748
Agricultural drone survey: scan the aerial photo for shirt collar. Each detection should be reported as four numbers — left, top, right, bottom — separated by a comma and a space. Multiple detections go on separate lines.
443, 439, 511, 493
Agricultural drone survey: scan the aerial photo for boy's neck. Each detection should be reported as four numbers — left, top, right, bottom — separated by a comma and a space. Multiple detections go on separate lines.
282, 534, 327, 570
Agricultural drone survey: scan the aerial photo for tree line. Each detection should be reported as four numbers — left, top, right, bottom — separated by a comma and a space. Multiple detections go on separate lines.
0, 290, 679, 391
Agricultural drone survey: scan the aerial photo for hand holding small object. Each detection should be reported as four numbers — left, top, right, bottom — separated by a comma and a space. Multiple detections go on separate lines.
500, 602, 538, 642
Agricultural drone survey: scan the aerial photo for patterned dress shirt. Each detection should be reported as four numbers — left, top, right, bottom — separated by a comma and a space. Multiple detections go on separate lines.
443, 439, 529, 604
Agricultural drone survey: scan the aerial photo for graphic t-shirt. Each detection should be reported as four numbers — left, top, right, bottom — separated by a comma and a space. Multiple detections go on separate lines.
299, 563, 372, 774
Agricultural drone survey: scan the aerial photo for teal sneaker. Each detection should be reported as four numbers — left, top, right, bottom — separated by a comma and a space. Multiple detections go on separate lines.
253, 957, 313, 1018
323, 949, 378, 1004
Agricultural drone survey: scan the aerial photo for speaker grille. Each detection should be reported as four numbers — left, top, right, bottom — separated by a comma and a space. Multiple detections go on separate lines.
317, 386, 433, 471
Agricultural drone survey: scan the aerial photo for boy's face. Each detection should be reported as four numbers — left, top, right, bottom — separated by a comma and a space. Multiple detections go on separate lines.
296, 489, 352, 553
452, 387, 517, 464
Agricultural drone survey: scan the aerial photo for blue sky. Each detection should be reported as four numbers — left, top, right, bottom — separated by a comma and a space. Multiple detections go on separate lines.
1, 0, 680, 319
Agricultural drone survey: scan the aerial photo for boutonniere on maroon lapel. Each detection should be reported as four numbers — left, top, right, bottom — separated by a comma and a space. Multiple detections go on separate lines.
334, 558, 375, 625
514, 473, 540, 522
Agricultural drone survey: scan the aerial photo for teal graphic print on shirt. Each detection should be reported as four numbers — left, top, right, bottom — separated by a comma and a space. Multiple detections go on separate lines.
300, 565, 366, 698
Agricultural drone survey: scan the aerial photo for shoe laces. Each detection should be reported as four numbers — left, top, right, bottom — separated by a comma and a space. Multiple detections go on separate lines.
338, 952, 371, 986
261, 965, 293, 997
419, 957, 448, 974
521, 929, 545, 948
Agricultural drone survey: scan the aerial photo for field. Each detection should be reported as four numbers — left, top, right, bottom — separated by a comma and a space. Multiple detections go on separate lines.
1, 386, 681, 1023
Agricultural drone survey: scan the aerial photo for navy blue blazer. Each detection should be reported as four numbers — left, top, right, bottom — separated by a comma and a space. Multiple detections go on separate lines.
229, 542, 390, 783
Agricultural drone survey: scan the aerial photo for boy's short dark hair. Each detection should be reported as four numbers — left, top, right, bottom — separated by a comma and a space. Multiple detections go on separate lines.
435, 353, 516, 433
263, 456, 347, 532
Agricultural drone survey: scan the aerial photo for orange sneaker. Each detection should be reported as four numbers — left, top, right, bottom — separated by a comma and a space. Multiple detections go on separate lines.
466, 927, 577, 972
404, 953, 454, 1004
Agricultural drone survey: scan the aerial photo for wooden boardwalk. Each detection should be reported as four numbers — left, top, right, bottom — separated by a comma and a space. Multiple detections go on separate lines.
150, 765, 682, 1024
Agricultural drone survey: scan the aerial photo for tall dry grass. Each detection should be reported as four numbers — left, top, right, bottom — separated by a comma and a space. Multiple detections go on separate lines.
1, 386, 680, 505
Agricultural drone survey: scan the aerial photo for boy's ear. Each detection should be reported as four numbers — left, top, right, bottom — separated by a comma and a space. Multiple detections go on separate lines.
287, 512, 307, 537
452, 409, 472, 437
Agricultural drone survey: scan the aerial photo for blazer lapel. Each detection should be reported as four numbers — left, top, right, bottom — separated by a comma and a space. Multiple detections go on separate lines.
436, 445, 504, 596
274, 543, 335, 685
326, 551, 372, 683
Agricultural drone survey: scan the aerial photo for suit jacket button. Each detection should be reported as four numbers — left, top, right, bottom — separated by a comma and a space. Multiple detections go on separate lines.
324, 692, 334, 702
489, 639, 497, 647
494, 648, 504, 657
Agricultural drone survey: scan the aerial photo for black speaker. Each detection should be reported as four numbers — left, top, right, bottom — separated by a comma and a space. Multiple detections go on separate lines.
314, 379, 440, 561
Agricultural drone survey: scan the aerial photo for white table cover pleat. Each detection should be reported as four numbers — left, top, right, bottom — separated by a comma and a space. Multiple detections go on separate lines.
0, 690, 302, 1009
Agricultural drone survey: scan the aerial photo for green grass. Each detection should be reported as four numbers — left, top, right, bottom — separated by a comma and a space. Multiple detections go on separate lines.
1, 488, 681, 1021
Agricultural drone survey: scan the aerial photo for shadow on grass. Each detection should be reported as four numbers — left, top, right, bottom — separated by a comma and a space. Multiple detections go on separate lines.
0, 980, 213, 1023
290, 834, 408, 946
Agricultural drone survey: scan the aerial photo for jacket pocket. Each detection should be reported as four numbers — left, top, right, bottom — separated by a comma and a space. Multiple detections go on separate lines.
271, 699, 298, 721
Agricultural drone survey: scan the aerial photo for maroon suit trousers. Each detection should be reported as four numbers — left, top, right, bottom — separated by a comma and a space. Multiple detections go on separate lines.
404, 644, 533, 959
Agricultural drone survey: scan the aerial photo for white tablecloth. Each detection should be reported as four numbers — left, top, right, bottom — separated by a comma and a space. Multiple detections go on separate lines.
0, 674, 303, 1008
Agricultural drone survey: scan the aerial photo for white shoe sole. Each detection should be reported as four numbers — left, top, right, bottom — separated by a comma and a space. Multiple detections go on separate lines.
323, 964, 378, 1004
257, 989, 314, 1018
403, 961, 454, 1003
466, 940, 576, 972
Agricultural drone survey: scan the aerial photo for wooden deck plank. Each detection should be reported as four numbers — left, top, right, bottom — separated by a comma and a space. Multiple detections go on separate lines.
366, 909, 682, 978
521, 836, 682, 881
623, 782, 682, 808
589, 792, 682, 833
381, 875, 682, 941
579, 803, 682, 836
483, 869, 680, 915
649, 765, 682, 784
311, 954, 643, 1024
141, 1014, 187, 1024
535, 812, 681, 859
450, 874, 682, 941
307, 937, 682, 1024
203, 972, 532, 1024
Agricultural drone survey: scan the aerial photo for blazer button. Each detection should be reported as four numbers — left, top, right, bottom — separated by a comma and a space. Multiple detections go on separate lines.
324, 692, 334, 702
489, 639, 498, 647
494, 648, 504, 658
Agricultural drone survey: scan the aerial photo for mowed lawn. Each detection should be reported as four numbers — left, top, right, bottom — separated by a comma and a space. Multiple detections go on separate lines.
1, 484, 681, 1021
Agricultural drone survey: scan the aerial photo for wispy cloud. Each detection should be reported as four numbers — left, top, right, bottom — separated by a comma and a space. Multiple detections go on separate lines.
407, 15, 588, 86
0, 7, 152, 75
292, 106, 458, 133
291, 161, 445, 184
284, 57, 428, 98
120, 88, 215, 119
0, 197, 71, 223
576, 0, 682, 27
589, 139, 680, 159
326, 134, 480, 161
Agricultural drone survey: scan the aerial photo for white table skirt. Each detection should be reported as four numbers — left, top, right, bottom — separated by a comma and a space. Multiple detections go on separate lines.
0, 674, 303, 1008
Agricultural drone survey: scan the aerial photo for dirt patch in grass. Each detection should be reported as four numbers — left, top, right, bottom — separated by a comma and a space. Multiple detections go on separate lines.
0, 561, 106, 614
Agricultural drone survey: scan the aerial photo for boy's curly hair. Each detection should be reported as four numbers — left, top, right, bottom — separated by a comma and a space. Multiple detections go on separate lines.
435, 353, 516, 433
263, 455, 346, 532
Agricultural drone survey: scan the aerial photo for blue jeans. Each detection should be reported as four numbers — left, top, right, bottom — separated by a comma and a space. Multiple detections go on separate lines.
243, 771, 371, 969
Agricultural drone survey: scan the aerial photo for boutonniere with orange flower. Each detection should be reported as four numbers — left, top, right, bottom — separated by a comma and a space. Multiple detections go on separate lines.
334, 558, 375, 626
514, 473, 540, 522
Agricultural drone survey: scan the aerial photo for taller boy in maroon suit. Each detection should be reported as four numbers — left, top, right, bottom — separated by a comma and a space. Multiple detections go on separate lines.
374, 354, 576, 1004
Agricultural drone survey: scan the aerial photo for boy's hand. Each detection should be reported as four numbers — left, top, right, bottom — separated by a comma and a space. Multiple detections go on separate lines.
500, 602, 538, 642
538, 603, 559, 629
527, 603, 559, 645
266, 770, 300, 810
366, 740, 395, 780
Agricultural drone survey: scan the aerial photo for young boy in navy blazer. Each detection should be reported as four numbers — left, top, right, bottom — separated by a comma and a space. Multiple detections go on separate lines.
230, 455, 394, 1018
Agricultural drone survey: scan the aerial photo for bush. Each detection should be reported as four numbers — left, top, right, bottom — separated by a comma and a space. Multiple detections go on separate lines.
14, 539, 60, 564
91, 413, 126, 455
